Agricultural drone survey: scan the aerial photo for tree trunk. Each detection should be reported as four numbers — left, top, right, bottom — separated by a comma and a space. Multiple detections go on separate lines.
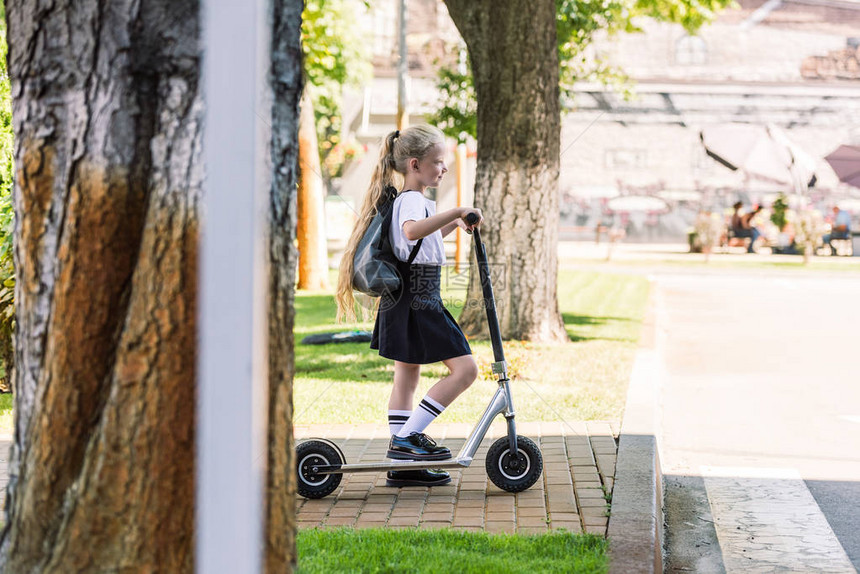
444, 0, 567, 342
297, 88, 330, 291
1, 1, 201, 570
0, 1, 302, 571
266, 1, 304, 571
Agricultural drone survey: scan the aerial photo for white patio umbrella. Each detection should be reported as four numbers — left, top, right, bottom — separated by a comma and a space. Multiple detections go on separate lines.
700, 124, 816, 192
657, 189, 703, 202
568, 185, 620, 199
606, 195, 670, 213
768, 125, 818, 192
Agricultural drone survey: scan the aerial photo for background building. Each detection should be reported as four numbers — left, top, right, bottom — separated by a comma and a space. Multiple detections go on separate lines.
561, 0, 860, 240
329, 0, 860, 247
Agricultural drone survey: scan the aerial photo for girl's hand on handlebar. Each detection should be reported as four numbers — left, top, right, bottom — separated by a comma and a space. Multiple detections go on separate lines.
460, 208, 483, 233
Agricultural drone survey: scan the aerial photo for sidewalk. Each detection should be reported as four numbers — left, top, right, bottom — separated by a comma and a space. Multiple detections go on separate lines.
295, 421, 618, 535
0, 435, 8, 511
558, 239, 860, 267
656, 271, 860, 572
0, 425, 616, 535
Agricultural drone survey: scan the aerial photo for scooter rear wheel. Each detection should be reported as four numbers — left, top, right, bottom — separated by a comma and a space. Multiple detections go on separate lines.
296, 440, 344, 499
486, 436, 543, 493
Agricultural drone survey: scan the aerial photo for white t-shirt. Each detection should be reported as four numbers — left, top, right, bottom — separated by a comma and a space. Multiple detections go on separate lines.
391, 191, 446, 265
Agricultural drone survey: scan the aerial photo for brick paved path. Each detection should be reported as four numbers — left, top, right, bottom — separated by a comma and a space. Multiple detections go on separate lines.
0, 422, 617, 537
295, 421, 618, 535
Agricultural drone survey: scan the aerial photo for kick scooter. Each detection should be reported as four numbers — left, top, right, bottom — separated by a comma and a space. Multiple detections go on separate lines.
296, 214, 543, 498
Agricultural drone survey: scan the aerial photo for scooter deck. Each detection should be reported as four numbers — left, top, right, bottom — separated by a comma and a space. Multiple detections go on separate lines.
314, 456, 474, 475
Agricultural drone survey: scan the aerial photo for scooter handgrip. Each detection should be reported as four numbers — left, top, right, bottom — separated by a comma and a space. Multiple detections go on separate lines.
465, 213, 479, 225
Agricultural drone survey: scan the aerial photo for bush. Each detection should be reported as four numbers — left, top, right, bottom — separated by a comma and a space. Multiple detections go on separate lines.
770, 194, 788, 231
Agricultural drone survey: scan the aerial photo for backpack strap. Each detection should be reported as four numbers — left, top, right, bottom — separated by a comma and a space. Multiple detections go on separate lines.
406, 238, 423, 264
405, 207, 430, 265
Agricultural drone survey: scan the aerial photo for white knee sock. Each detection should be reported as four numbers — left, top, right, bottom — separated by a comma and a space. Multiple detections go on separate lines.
396, 396, 446, 438
388, 410, 411, 436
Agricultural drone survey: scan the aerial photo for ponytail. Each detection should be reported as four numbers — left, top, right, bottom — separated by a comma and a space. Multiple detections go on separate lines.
335, 125, 446, 323
335, 131, 399, 322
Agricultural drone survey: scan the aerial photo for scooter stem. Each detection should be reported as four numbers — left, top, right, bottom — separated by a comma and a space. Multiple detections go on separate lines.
467, 214, 518, 456
467, 220, 506, 372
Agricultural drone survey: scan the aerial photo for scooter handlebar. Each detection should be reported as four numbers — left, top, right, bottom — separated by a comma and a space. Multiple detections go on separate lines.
464, 212, 482, 245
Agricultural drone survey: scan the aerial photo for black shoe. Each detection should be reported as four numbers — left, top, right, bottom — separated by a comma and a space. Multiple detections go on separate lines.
386, 468, 451, 487
387, 432, 452, 461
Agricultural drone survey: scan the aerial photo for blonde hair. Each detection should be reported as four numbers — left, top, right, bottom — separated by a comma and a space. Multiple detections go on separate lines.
335, 124, 445, 322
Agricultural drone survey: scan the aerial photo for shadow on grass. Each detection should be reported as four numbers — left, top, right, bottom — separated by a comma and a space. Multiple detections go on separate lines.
562, 312, 638, 343
296, 342, 392, 383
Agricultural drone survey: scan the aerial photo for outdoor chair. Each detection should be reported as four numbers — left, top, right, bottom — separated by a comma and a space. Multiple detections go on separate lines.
829, 236, 853, 256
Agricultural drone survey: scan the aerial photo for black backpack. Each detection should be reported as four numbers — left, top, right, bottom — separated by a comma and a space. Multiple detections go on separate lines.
352, 186, 423, 297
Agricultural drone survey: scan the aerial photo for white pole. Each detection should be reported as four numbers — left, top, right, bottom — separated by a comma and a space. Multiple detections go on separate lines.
455, 142, 466, 272
198, 0, 270, 572
396, 0, 409, 130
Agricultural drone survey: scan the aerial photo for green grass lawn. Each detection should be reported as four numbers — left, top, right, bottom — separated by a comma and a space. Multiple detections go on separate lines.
294, 269, 650, 425
297, 528, 607, 574
0, 269, 649, 434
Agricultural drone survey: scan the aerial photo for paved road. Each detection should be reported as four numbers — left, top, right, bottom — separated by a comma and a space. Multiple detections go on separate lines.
656, 271, 860, 573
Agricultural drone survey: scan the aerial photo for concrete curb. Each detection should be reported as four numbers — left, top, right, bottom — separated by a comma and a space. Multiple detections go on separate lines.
607, 288, 664, 574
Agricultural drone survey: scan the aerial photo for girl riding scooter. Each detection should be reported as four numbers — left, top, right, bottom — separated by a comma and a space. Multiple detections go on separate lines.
336, 124, 483, 487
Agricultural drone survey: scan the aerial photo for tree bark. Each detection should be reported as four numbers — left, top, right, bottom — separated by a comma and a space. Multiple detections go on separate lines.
0, 0, 302, 571
444, 0, 567, 342
296, 88, 330, 291
266, 1, 303, 570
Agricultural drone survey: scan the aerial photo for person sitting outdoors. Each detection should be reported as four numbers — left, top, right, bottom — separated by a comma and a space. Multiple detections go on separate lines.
822, 205, 852, 255
730, 201, 762, 254
774, 221, 797, 255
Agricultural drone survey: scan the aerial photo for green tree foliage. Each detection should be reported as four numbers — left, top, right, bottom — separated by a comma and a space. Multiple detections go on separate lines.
433, 0, 734, 139
301, 0, 371, 169
0, 5, 15, 390
432, 64, 477, 143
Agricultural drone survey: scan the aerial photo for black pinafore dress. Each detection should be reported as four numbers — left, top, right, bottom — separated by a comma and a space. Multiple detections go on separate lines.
370, 251, 472, 365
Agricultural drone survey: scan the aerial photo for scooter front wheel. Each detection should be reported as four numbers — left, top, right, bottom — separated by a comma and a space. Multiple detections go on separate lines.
486, 436, 543, 493
296, 440, 344, 499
